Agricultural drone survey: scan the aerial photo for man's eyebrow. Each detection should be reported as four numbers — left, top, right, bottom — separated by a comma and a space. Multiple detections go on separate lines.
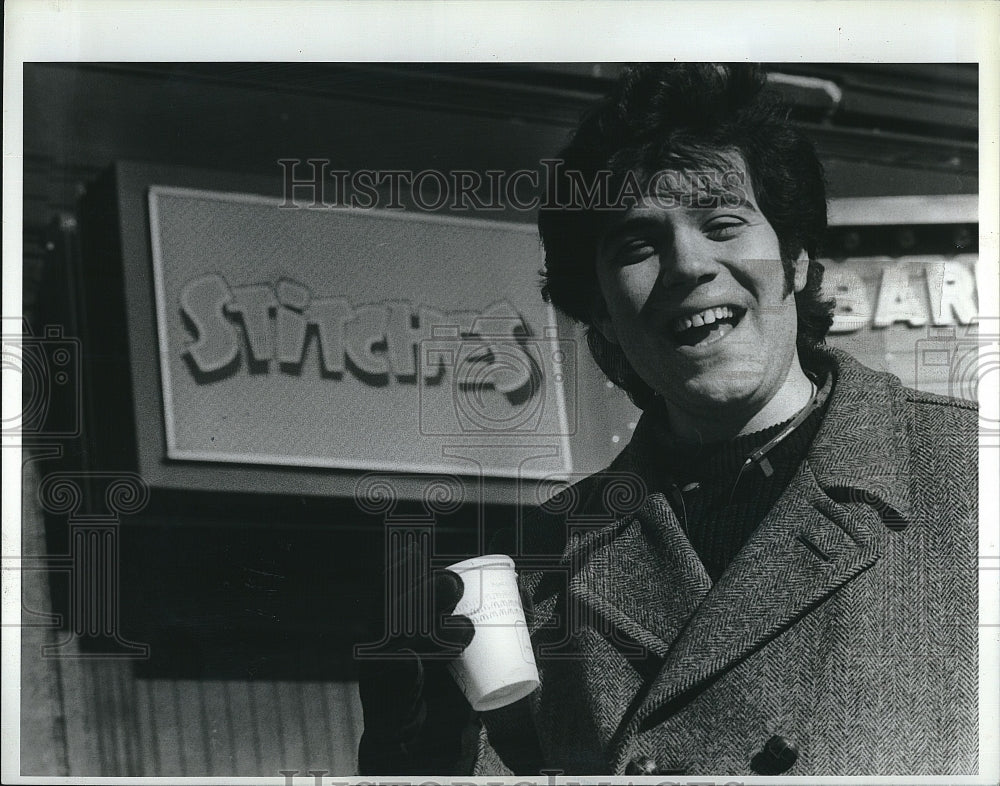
690, 188, 757, 211
720, 190, 757, 210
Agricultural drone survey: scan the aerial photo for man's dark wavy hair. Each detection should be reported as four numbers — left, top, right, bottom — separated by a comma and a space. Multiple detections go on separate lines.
539, 63, 835, 410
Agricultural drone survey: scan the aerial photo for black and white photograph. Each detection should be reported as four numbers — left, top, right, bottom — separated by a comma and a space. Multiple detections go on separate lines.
3, 2, 998, 783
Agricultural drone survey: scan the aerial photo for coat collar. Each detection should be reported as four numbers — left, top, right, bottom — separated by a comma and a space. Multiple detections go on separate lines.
618, 345, 913, 524
614, 464, 886, 756
549, 346, 912, 757
804, 346, 912, 524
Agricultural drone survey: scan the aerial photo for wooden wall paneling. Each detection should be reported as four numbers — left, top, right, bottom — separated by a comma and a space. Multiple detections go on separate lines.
226, 678, 266, 775
146, 677, 187, 773
288, 679, 310, 770
19, 451, 71, 776
175, 679, 213, 774
57, 654, 99, 774
328, 680, 364, 774
130, 673, 162, 775
197, 680, 238, 775
295, 680, 327, 773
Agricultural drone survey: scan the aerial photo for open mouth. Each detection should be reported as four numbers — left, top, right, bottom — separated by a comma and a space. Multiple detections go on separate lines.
669, 305, 746, 347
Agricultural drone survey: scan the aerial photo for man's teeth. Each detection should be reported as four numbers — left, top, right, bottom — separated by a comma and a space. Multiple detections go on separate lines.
672, 306, 735, 333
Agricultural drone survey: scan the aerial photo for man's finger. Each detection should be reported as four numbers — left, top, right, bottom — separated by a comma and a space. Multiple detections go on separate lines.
433, 613, 475, 651
431, 568, 464, 614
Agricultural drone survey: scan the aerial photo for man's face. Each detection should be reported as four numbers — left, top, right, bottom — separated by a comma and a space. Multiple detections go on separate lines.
593, 164, 808, 425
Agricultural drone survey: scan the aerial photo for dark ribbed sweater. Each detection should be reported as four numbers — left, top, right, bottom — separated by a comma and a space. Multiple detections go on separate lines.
643, 382, 829, 581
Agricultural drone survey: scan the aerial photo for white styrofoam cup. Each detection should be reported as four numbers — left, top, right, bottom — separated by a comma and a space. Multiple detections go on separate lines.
445, 554, 540, 712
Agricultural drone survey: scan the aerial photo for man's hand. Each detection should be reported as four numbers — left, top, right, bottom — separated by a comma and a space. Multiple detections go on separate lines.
357, 544, 478, 775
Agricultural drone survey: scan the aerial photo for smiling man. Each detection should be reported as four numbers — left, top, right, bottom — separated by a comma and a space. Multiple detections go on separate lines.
592, 168, 814, 443
357, 64, 979, 777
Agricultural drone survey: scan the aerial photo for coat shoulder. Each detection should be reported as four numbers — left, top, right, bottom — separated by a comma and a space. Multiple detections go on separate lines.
902, 386, 978, 424
900, 385, 979, 456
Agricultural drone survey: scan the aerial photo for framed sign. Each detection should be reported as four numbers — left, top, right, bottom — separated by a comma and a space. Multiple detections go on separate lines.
149, 186, 573, 479
79, 162, 581, 501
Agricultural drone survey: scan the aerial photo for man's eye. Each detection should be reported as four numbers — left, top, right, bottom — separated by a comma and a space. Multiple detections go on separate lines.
704, 218, 745, 240
613, 240, 656, 262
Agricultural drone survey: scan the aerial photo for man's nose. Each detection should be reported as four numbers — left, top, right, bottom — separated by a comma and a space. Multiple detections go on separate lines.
660, 230, 719, 289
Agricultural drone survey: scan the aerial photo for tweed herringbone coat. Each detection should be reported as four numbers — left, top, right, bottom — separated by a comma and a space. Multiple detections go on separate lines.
473, 347, 979, 776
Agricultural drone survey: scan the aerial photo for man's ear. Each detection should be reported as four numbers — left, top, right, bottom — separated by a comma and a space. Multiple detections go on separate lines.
590, 292, 620, 346
792, 250, 810, 294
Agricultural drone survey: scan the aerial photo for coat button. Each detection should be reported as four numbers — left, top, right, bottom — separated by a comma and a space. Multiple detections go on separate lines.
625, 755, 659, 776
751, 734, 799, 774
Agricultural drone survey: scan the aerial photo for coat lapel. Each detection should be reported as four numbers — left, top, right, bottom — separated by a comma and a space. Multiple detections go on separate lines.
528, 347, 913, 760
607, 348, 911, 747
622, 461, 886, 738
565, 492, 713, 658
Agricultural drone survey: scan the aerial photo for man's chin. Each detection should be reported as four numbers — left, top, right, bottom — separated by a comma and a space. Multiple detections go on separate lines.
676, 365, 767, 404
670, 380, 762, 418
